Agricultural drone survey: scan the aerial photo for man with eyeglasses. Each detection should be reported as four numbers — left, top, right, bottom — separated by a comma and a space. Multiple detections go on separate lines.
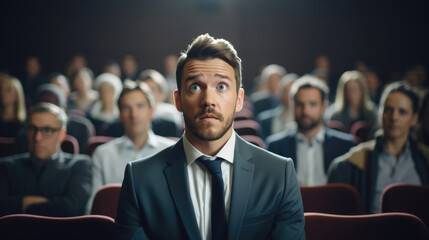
0, 102, 92, 217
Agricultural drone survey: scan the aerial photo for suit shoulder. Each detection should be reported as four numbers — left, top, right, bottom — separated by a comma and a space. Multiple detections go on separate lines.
129, 144, 175, 169
332, 140, 375, 171
62, 152, 92, 166
266, 129, 296, 146
243, 139, 293, 165
325, 127, 356, 143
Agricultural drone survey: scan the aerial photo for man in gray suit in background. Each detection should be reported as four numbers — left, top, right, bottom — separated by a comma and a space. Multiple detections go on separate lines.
114, 34, 305, 240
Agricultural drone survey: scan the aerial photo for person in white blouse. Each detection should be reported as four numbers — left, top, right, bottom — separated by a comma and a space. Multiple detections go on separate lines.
87, 81, 175, 212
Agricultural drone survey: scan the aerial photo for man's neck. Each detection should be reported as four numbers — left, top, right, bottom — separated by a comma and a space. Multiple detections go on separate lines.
298, 124, 323, 144
185, 128, 233, 156
128, 131, 149, 150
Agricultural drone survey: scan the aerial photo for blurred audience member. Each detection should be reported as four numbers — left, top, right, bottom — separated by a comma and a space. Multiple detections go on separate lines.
66, 54, 87, 79
140, 69, 183, 132
325, 70, 377, 132
364, 69, 382, 104
405, 65, 428, 100
103, 60, 121, 78
23, 56, 47, 104
250, 64, 286, 117
328, 82, 429, 213
14, 83, 95, 154
88, 81, 175, 212
414, 92, 429, 147
312, 55, 337, 102
257, 73, 298, 139
88, 73, 123, 135
49, 73, 71, 100
69, 68, 98, 112
121, 54, 139, 81
0, 103, 92, 217
355, 60, 368, 73
163, 54, 178, 93
267, 75, 355, 186
0, 75, 26, 137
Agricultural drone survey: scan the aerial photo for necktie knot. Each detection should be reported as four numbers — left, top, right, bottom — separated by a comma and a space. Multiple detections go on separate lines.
198, 156, 223, 175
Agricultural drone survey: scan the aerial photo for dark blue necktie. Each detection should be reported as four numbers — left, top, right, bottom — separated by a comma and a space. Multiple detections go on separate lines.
198, 156, 228, 240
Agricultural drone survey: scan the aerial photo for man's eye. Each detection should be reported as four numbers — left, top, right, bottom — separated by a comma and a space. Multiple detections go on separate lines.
41, 128, 53, 134
190, 84, 200, 91
218, 83, 227, 91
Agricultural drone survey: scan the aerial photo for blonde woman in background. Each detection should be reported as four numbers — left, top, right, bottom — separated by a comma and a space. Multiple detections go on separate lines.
325, 70, 377, 132
0, 74, 26, 137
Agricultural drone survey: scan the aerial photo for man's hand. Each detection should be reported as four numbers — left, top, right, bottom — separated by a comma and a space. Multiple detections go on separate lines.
22, 196, 49, 212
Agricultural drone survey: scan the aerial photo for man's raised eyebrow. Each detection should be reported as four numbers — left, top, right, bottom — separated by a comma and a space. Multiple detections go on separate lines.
214, 74, 232, 81
184, 74, 201, 82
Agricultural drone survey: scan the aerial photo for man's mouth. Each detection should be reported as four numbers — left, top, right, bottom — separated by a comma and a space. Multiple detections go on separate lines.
200, 113, 218, 120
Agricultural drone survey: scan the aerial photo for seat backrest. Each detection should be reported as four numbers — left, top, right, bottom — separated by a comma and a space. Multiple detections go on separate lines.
91, 183, 122, 219
234, 108, 254, 121
61, 135, 79, 154
0, 137, 15, 157
325, 120, 346, 132
85, 136, 115, 156
233, 119, 261, 137
304, 212, 429, 240
300, 183, 363, 215
350, 120, 373, 142
240, 135, 266, 149
0, 214, 115, 240
381, 184, 429, 229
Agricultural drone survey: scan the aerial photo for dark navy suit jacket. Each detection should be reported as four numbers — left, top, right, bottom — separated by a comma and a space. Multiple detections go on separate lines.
114, 134, 305, 240
266, 127, 356, 174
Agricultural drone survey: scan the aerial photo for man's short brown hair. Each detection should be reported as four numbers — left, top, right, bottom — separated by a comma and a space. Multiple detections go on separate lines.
176, 33, 242, 94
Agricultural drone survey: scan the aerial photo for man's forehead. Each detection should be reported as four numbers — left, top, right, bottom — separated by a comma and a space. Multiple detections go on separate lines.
183, 58, 233, 73
29, 112, 60, 125
121, 90, 149, 105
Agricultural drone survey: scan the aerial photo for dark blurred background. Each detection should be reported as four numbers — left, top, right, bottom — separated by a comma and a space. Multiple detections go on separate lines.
1, 0, 428, 92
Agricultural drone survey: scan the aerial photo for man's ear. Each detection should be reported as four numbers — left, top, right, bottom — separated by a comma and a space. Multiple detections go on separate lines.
174, 90, 183, 112
322, 99, 329, 113
235, 88, 244, 112
149, 105, 155, 120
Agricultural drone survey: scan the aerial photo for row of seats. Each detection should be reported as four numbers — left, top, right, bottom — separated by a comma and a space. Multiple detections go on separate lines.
89, 183, 429, 227
1, 212, 427, 240
1, 183, 428, 239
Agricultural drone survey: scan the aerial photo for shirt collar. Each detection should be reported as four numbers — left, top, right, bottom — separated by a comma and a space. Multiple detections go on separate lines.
122, 130, 159, 150
183, 131, 236, 166
380, 137, 411, 157
30, 151, 60, 170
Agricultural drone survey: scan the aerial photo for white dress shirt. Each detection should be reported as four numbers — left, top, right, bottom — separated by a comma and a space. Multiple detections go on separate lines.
183, 132, 236, 240
296, 127, 327, 186
88, 131, 175, 213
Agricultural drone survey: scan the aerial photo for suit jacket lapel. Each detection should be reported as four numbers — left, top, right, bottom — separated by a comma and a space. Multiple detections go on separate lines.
164, 139, 201, 240
228, 135, 255, 240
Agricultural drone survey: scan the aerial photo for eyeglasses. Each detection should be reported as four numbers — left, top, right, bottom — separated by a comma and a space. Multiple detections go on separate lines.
27, 125, 61, 138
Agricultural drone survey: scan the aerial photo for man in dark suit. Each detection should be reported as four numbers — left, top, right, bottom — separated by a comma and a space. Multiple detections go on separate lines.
267, 75, 355, 186
114, 34, 305, 240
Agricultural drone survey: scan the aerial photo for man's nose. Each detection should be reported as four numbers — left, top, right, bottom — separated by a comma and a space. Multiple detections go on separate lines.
201, 88, 216, 108
33, 129, 44, 141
